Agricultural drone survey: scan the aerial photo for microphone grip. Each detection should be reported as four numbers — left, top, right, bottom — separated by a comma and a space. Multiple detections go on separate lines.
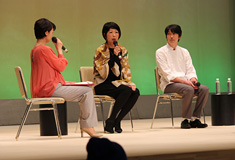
52, 37, 68, 53
113, 41, 122, 59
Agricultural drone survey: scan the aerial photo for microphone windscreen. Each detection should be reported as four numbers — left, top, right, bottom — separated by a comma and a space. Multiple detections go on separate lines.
113, 41, 118, 46
52, 37, 57, 43
194, 82, 201, 87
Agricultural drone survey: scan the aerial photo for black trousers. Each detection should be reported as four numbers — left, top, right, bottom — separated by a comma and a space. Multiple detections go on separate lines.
95, 83, 140, 123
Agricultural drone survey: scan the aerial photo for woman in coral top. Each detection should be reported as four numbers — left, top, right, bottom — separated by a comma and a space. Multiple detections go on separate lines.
31, 18, 101, 137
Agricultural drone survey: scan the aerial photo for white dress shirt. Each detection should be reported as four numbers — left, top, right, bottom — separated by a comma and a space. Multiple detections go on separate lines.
156, 43, 197, 91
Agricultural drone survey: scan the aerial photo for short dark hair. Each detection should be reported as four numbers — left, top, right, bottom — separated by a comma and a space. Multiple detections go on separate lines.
102, 22, 121, 40
165, 24, 182, 41
34, 18, 56, 39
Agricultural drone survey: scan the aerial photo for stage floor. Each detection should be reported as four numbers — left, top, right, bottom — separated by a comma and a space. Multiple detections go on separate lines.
1, 117, 235, 160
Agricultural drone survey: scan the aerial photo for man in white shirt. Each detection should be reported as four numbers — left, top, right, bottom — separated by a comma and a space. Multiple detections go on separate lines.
156, 24, 209, 129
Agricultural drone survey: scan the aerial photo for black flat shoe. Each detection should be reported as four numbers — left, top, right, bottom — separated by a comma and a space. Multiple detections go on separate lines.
104, 119, 114, 133
181, 119, 191, 129
190, 119, 208, 128
114, 121, 122, 133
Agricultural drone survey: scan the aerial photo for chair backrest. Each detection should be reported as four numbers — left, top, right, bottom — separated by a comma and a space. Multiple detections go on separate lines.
15, 66, 29, 100
154, 66, 162, 95
79, 66, 94, 82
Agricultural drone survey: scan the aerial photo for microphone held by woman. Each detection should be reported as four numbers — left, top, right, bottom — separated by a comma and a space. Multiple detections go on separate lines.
52, 36, 68, 53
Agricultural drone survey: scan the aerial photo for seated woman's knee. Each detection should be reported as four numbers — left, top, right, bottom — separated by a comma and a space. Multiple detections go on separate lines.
134, 88, 140, 97
118, 85, 133, 94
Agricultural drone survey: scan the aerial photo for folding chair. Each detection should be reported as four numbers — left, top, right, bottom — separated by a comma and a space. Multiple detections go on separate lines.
150, 66, 205, 129
14, 66, 65, 140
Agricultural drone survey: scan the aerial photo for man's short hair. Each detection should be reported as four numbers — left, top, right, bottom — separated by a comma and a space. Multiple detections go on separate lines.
165, 24, 182, 38
34, 18, 56, 39
102, 22, 121, 40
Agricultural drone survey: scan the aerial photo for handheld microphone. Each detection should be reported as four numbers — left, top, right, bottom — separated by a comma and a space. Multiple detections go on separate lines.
113, 41, 122, 59
52, 37, 68, 53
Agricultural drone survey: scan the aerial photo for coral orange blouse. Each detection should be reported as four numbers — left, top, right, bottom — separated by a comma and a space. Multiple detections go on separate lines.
30, 45, 68, 98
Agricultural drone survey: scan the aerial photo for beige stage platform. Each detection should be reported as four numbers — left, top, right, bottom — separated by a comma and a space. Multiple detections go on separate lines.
1, 117, 235, 160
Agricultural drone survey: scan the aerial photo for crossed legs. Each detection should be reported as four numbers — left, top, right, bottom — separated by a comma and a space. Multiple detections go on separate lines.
52, 83, 98, 135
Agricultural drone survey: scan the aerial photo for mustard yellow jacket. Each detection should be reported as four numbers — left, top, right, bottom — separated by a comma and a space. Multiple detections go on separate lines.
93, 43, 135, 88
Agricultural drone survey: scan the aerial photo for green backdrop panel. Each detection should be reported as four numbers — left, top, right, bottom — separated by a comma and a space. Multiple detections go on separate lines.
0, 0, 234, 99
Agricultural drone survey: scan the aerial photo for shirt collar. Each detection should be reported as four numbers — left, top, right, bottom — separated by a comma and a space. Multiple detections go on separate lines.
166, 43, 178, 51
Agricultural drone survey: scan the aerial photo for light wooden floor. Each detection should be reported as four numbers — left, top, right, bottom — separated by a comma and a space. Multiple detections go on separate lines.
1, 117, 235, 160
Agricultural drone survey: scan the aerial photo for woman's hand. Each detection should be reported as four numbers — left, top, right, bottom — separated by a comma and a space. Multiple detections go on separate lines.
129, 85, 136, 91
53, 38, 63, 55
114, 46, 121, 56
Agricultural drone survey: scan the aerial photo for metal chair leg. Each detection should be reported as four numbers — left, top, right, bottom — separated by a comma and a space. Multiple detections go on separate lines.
98, 98, 106, 132
52, 103, 62, 139
169, 96, 174, 128
107, 102, 114, 118
150, 96, 160, 129
203, 109, 206, 124
129, 111, 134, 132
15, 103, 32, 140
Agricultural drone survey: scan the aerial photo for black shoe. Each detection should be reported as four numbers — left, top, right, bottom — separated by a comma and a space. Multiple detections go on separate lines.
114, 121, 122, 133
104, 119, 114, 133
190, 119, 208, 128
181, 119, 191, 129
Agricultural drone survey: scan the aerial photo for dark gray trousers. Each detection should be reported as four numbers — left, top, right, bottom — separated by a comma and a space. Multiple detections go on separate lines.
164, 83, 209, 119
